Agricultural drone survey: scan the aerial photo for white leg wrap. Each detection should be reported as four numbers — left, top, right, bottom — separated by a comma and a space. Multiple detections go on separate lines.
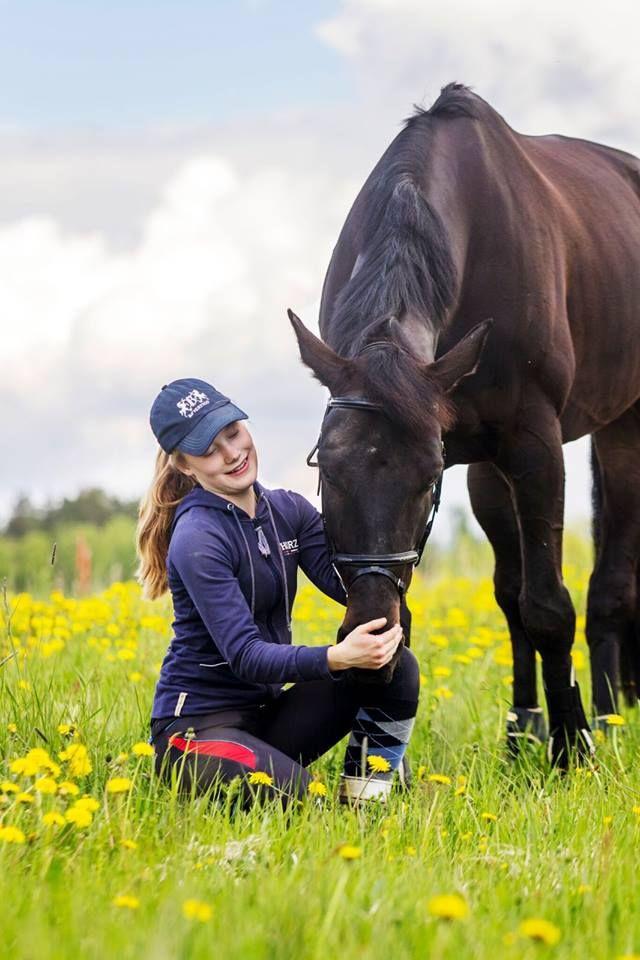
339, 775, 392, 802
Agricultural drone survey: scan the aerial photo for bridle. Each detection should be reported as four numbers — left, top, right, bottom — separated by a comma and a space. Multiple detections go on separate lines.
306, 395, 444, 597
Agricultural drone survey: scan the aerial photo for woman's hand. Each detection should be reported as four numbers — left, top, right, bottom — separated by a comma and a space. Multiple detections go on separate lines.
326, 618, 403, 672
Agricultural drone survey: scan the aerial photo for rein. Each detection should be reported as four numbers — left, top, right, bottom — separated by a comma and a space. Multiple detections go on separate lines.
306, 396, 444, 596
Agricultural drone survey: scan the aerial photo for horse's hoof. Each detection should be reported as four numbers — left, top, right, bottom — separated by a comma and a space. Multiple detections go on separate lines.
506, 706, 547, 756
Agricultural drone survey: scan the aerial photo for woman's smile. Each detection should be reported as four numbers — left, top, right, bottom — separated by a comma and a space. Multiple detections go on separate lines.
227, 456, 249, 476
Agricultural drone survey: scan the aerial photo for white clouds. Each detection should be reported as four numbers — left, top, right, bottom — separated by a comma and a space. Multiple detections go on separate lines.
317, 0, 640, 149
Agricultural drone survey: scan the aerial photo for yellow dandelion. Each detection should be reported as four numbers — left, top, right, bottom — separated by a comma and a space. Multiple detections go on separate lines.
247, 771, 274, 787
42, 811, 66, 827
419, 672, 427, 686
57, 723, 76, 736
16, 792, 34, 804
75, 796, 100, 812
182, 899, 213, 922
428, 774, 452, 785
58, 781, 80, 796
481, 812, 498, 822
34, 777, 58, 795
605, 714, 625, 726
405, 845, 417, 856
427, 894, 469, 920
131, 742, 154, 757
65, 805, 93, 828
128, 672, 143, 683
120, 839, 138, 850
519, 918, 561, 945
603, 815, 613, 826
1, 781, 20, 794
433, 665, 452, 678
0, 824, 26, 844
434, 686, 454, 700
577, 884, 592, 895
337, 844, 362, 860
308, 781, 328, 797
417, 765, 427, 781
7, 723, 17, 734
367, 755, 391, 774
106, 778, 133, 794
59, 743, 92, 777
113, 895, 139, 910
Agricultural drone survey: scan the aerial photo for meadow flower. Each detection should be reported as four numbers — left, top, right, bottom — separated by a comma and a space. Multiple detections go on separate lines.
428, 774, 451, 785
433, 686, 454, 700
59, 744, 92, 777
75, 796, 100, 812
34, 777, 58, 795
605, 714, 625, 727
16, 792, 35, 804
433, 665, 452, 678
308, 781, 328, 797
129, 672, 143, 683
113, 895, 140, 910
427, 893, 468, 920
106, 778, 133, 794
11, 747, 60, 777
577, 884, 592, 895
1, 781, 20, 794
367, 755, 391, 774
0, 824, 26, 844
337, 844, 362, 860
57, 724, 76, 736
481, 812, 498, 822
58, 781, 80, 796
248, 771, 273, 787
65, 805, 93, 828
7, 723, 17, 734
131, 742, 154, 757
182, 899, 213, 922
42, 811, 66, 827
120, 839, 138, 850
518, 918, 561, 945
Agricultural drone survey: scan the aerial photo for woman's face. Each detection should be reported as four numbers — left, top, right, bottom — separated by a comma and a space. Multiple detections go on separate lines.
177, 421, 258, 498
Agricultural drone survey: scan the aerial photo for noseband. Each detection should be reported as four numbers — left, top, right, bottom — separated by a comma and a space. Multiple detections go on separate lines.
306, 396, 443, 596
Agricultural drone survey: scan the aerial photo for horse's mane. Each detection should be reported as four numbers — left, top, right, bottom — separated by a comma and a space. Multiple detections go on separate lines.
328, 85, 473, 360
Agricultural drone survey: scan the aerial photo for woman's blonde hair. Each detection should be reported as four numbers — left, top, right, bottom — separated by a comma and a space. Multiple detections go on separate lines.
135, 448, 197, 600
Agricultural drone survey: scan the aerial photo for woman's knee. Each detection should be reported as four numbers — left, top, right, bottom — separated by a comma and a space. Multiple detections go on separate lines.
392, 646, 420, 701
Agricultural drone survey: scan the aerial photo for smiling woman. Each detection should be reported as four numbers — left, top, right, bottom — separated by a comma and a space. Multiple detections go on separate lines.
134, 377, 419, 807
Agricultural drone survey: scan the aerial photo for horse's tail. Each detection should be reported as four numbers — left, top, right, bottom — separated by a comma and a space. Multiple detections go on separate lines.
332, 175, 458, 342
591, 438, 638, 705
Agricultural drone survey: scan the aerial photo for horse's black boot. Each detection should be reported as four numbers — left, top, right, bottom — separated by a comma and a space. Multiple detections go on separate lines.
546, 679, 595, 769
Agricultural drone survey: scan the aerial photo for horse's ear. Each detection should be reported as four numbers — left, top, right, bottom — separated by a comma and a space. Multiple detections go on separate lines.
427, 319, 493, 394
288, 309, 350, 392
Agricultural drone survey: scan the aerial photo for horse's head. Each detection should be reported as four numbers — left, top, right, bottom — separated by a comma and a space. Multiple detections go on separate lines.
289, 309, 490, 681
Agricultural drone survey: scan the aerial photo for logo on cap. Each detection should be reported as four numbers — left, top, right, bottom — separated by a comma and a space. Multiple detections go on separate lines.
176, 389, 210, 419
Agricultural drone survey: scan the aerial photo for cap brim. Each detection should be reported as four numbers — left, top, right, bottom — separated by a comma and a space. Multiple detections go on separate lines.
176, 403, 248, 455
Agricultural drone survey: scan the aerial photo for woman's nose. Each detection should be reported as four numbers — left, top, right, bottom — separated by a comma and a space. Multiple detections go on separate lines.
221, 442, 239, 463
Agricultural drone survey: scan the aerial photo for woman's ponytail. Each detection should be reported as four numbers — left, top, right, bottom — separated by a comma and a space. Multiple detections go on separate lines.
135, 449, 196, 599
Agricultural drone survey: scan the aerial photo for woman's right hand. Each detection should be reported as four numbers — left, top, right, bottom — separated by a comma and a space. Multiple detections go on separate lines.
327, 618, 403, 672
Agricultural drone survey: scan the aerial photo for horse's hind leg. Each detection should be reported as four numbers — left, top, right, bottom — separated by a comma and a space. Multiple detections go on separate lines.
586, 410, 640, 723
468, 462, 546, 749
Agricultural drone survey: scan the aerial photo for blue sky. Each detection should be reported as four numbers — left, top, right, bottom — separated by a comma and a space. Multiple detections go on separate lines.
0, 0, 348, 127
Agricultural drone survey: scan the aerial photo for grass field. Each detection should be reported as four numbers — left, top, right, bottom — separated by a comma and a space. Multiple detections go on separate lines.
2, 538, 640, 960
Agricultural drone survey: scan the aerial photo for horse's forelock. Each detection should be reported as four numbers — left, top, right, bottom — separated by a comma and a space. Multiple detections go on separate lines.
355, 342, 454, 437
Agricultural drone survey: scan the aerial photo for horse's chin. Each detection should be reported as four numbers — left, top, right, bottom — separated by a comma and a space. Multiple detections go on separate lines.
337, 576, 402, 684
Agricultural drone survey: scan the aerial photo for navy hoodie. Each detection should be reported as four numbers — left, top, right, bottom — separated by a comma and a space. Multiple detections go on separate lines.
151, 481, 347, 719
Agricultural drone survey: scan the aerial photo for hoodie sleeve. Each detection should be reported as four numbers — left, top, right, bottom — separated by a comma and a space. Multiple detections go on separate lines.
170, 524, 334, 685
293, 494, 347, 606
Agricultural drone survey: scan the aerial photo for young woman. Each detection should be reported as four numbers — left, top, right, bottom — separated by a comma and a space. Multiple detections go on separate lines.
136, 377, 420, 806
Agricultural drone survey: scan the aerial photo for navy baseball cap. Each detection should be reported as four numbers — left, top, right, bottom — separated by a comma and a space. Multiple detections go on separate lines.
150, 378, 248, 455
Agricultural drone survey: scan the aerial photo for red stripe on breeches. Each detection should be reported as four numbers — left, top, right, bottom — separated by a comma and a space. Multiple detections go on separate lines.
168, 736, 257, 769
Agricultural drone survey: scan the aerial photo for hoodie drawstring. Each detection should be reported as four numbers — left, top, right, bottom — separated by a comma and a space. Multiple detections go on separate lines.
230, 506, 256, 618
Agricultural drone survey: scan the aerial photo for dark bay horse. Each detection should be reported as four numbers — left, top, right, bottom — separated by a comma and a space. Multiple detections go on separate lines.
290, 83, 640, 765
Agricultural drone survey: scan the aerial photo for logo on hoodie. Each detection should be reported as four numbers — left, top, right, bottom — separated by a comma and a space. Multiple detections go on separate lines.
280, 538, 299, 556
177, 389, 210, 418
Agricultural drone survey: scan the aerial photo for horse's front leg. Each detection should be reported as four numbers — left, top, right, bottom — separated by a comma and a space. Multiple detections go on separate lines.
496, 402, 594, 767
